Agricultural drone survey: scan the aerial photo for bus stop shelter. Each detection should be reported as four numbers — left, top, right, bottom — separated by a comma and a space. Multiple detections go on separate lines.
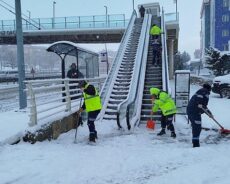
47, 41, 99, 78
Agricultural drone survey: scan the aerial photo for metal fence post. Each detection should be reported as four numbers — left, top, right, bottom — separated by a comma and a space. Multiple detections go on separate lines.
64, 80, 71, 111
27, 82, 37, 126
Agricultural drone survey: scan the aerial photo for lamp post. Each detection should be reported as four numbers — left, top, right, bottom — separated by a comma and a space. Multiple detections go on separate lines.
27, 10, 31, 20
104, 5, 109, 74
132, 0, 134, 11
174, 0, 178, 20
52, 1, 56, 28
104, 5, 108, 27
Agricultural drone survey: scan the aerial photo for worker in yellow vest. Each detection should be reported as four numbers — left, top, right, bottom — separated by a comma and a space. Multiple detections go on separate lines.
150, 87, 177, 138
150, 24, 162, 40
77, 80, 102, 142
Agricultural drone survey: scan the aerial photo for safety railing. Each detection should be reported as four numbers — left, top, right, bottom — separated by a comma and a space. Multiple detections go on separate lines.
0, 14, 128, 31
125, 13, 152, 129
98, 11, 137, 122
161, 9, 170, 93
25, 77, 105, 127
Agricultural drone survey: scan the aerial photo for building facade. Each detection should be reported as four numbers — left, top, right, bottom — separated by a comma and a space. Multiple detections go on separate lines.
201, 0, 230, 62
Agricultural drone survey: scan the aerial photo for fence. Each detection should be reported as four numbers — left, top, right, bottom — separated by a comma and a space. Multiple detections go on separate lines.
25, 77, 105, 127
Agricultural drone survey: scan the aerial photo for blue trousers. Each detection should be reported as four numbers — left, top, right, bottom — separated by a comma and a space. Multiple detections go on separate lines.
87, 110, 100, 141
188, 112, 201, 147
161, 114, 175, 132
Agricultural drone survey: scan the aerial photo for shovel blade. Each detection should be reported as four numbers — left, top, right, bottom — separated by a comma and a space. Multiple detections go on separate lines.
146, 119, 156, 130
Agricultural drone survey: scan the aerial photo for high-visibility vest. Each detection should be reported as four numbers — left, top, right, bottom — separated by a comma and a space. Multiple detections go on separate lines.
83, 84, 102, 112
150, 25, 162, 36
152, 91, 177, 116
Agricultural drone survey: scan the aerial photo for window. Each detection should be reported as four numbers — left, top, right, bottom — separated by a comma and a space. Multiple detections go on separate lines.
222, 15, 229, 22
223, 44, 229, 51
223, 0, 229, 7
222, 30, 229, 37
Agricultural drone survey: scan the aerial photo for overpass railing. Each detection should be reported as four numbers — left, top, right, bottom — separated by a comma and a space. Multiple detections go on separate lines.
0, 14, 128, 31
25, 77, 105, 127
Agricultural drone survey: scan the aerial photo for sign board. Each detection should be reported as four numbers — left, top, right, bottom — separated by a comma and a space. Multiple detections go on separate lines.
175, 70, 190, 115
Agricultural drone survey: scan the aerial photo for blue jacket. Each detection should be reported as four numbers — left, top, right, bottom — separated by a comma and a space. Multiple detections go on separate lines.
187, 87, 210, 115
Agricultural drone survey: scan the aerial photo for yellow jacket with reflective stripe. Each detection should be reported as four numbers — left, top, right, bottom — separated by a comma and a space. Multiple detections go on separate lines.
150, 25, 162, 36
152, 91, 177, 116
83, 84, 102, 112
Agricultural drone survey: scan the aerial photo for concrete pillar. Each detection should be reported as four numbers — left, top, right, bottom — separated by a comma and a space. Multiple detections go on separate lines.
168, 39, 174, 80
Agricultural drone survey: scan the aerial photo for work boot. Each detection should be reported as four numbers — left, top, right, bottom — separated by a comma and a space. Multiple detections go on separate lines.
171, 132, 176, 138
157, 129, 166, 136
89, 133, 96, 142
95, 131, 98, 139
193, 141, 200, 148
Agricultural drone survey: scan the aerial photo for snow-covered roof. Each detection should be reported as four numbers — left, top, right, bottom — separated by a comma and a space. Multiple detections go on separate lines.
47, 41, 99, 57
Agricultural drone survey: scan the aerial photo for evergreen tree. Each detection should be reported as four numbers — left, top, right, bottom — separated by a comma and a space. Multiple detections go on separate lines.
205, 47, 230, 76
174, 51, 191, 71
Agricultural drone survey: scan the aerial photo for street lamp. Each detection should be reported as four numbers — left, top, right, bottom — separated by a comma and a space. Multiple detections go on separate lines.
104, 5, 108, 27
27, 10, 31, 20
52, 1, 56, 28
104, 5, 109, 74
174, 0, 178, 20
132, 0, 134, 11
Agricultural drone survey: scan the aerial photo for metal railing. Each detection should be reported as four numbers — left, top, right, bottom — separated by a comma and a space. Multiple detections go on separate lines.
0, 14, 128, 31
25, 77, 105, 127
0, 13, 175, 32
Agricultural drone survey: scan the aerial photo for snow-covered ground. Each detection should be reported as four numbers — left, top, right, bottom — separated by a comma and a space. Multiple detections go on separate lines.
0, 84, 230, 184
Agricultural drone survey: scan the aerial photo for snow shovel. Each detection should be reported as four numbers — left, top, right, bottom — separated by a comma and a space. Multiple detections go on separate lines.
146, 116, 156, 130
201, 107, 230, 134
74, 93, 83, 143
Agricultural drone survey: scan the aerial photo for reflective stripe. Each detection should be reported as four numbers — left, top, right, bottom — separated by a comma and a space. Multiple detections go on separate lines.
192, 137, 199, 140
89, 117, 96, 121
168, 117, 173, 121
194, 120, 201, 124
196, 94, 203, 98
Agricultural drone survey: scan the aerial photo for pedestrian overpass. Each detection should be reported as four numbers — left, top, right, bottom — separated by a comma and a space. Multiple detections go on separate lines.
0, 12, 178, 48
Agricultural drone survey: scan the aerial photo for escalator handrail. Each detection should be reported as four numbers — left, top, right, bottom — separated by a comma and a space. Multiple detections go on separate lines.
125, 14, 152, 129
161, 8, 170, 93
116, 13, 151, 129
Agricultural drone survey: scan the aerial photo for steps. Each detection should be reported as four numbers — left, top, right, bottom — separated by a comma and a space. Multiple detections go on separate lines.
102, 18, 143, 120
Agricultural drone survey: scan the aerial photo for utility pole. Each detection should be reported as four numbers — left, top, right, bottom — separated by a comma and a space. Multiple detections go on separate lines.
15, 0, 27, 109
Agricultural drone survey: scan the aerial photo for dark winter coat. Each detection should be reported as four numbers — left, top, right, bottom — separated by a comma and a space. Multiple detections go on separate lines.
67, 69, 84, 79
187, 87, 210, 115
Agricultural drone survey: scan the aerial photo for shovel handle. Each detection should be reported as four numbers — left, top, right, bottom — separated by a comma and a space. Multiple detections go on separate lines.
201, 107, 225, 129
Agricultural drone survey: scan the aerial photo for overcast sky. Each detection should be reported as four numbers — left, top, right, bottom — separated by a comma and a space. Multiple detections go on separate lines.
0, 0, 203, 58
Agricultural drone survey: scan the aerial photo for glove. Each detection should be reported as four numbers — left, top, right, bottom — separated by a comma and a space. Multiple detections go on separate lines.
76, 108, 83, 115
198, 104, 203, 108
